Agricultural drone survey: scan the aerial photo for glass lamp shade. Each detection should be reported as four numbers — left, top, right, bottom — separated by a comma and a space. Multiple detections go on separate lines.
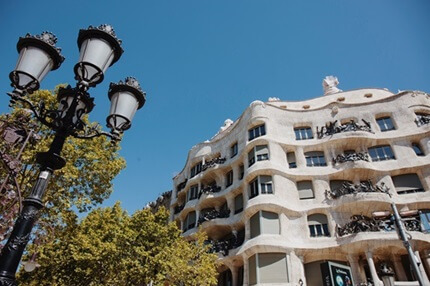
74, 24, 123, 88
56, 86, 94, 129
107, 77, 145, 134
9, 32, 64, 94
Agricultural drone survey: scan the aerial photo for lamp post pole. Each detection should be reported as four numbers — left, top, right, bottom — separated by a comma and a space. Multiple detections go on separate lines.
390, 202, 425, 286
0, 25, 146, 286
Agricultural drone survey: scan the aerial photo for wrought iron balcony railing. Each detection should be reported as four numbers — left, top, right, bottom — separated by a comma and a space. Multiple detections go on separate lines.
332, 152, 370, 164
198, 208, 230, 225
325, 180, 389, 199
198, 184, 221, 198
208, 232, 245, 256
202, 156, 226, 171
337, 214, 421, 237
174, 204, 185, 214
317, 119, 372, 139
415, 114, 430, 127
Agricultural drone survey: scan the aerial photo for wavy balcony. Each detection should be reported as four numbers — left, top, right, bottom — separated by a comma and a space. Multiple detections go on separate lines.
326, 180, 390, 199
208, 230, 245, 256
317, 119, 373, 139
198, 208, 230, 225
337, 213, 422, 237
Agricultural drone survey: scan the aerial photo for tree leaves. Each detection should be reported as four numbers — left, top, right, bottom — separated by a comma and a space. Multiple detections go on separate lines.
18, 204, 218, 286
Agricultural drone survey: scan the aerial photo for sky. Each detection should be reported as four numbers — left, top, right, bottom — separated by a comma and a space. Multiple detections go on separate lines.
0, 1, 429, 214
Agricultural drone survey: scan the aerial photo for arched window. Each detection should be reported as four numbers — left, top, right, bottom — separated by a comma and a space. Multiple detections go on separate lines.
297, 180, 314, 200
250, 211, 279, 238
248, 253, 289, 284
308, 214, 330, 237
183, 211, 196, 232
392, 173, 424, 194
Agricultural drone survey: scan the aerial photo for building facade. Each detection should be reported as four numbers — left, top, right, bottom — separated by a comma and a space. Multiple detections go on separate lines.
169, 81, 430, 286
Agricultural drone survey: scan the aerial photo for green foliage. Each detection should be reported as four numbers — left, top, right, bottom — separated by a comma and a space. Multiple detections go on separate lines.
0, 87, 125, 243
18, 204, 219, 286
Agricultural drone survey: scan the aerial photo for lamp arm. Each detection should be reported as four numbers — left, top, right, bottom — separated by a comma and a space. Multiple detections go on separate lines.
72, 123, 120, 141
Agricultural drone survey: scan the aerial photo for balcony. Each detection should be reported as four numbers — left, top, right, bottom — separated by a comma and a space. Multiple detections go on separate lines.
337, 213, 422, 237
198, 184, 221, 198
332, 151, 370, 164
202, 156, 226, 172
317, 119, 373, 139
415, 114, 430, 127
326, 180, 390, 199
198, 208, 230, 225
208, 231, 245, 256
174, 204, 185, 214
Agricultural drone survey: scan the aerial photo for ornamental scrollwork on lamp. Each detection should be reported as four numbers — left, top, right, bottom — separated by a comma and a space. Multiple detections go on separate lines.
6, 234, 30, 252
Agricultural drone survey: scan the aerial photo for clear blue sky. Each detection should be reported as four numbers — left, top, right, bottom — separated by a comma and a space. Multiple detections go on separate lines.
1, 1, 429, 214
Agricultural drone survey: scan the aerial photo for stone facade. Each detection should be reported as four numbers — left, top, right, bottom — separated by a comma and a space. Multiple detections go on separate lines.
169, 86, 430, 286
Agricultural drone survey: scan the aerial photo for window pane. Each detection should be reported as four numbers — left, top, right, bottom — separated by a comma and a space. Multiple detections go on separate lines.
322, 224, 330, 236
369, 148, 378, 160
261, 211, 279, 234
250, 213, 261, 238
413, 144, 424, 156
384, 146, 394, 159
258, 253, 288, 283
234, 194, 243, 214
309, 225, 316, 237
315, 224, 323, 236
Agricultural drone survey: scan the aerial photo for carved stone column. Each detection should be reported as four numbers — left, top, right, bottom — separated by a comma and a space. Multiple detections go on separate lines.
242, 256, 249, 286
347, 254, 366, 284
391, 253, 407, 281
366, 250, 383, 286
230, 266, 239, 286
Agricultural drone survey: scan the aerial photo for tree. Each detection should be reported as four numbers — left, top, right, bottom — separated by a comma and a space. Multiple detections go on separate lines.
18, 204, 219, 286
0, 87, 126, 247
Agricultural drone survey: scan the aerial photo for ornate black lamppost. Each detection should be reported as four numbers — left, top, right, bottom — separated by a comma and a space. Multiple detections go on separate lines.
0, 24, 146, 285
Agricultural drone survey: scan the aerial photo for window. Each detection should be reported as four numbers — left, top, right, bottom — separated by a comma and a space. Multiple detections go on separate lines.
218, 269, 232, 286
297, 181, 314, 200
248, 145, 269, 167
190, 161, 202, 178
420, 210, 430, 233
260, 176, 273, 194
249, 178, 259, 199
234, 193, 243, 214
368, 145, 395, 162
230, 142, 238, 158
248, 253, 288, 285
305, 151, 327, 167
308, 214, 330, 237
239, 164, 244, 180
187, 184, 199, 201
294, 127, 313, 140
184, 211, 196, 232
226, 170, 233, 188
248, 124, 266, 141
287, 152, 296, 168
412, 143, 424, 156
248, 175, 273, 199
376, 117, 395, 132
250, 211, 280, 238
392, 173, 424, 194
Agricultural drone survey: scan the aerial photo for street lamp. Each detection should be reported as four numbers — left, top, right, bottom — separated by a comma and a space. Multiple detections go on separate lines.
0, 24, 146, 286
